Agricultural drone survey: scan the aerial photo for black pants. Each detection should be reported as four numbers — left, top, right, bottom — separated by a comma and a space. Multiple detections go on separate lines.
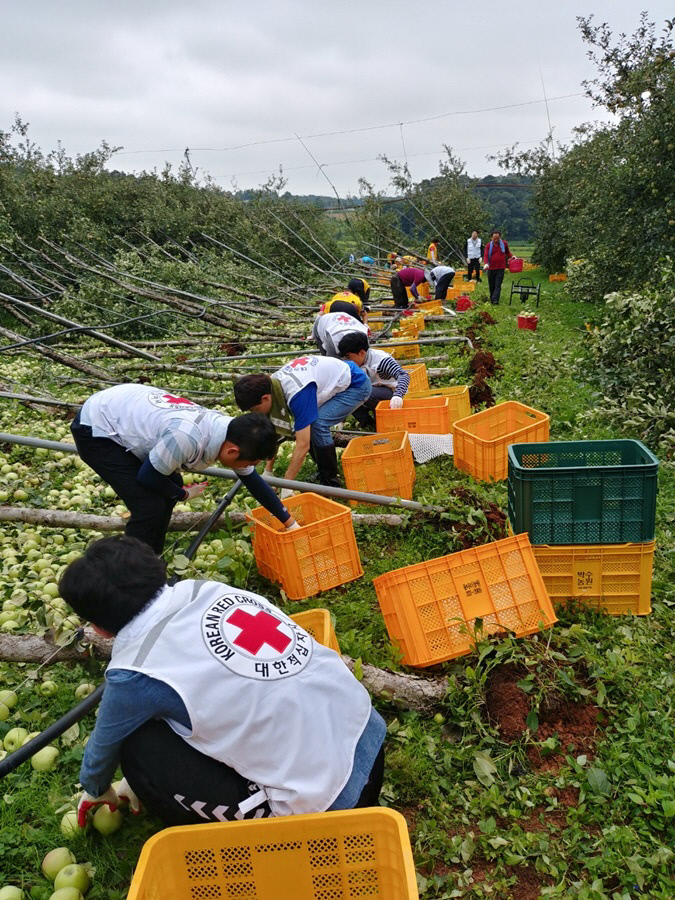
352, 384, 394, 427
434, 272, 455, 300
120, 719, 385, 826
390, 275, 409, 309
71, 416, 183, 554
467, 258, 482, 281
487, 268, 505, 305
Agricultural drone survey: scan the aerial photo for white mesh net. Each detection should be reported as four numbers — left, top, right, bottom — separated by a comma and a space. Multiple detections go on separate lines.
408, 432, 454, 463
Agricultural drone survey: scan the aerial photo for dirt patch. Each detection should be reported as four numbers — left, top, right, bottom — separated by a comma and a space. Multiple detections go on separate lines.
469, 376, 495, 408
486, 664, 530, 741
486, 665, 604, 772
508, 866, 547, 900
478, 311, 497, 325
552, 785, 580, 807
420, 497, 506, 550
220, 340, 247, 355
469, 351, 501, 377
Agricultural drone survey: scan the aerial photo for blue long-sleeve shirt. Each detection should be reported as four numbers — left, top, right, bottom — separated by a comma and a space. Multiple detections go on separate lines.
80, 669, 385, 810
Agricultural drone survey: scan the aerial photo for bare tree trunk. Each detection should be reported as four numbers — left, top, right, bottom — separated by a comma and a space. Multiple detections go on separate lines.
0, 631, 446, 711
0, 506, 404, 531
0, 325, 117, 381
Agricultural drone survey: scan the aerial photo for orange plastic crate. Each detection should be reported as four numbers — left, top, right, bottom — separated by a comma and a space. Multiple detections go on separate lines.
416, 298, 443, 315
290, 608, 341, 652
402, 363, 429, 392
342, 431, 415, 501
549, 274, 567, 282
453, 401, 550, 482
406, 282, 430, 300
251, 493, 363, 600
127, 808, 419, 900
380, 340, 421, 360
406, 386, 470, 426
376, 396, 450, 434
530, 540, 655, 616
373, 534, 557, 667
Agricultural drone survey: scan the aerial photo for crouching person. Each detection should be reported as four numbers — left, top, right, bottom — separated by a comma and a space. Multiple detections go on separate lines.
61, 537, 386, 827
312, 308, 369, 357
233, 356, 371, 488
338, 331, 410, 430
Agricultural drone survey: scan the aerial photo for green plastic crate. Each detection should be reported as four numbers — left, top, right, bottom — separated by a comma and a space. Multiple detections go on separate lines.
508, 440, 658, 545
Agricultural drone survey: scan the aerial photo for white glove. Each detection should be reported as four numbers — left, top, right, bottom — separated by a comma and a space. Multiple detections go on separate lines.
114, 777, 141, 814
77, 786, 118, 827
483, 264, 489, 271
183, 482, 208, 500
280, 488, 295, 500
389, 395, 404, 410
285, 520, 301, 531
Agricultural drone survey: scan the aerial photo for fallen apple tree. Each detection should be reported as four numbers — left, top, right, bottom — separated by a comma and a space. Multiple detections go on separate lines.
0, 630, 448, 712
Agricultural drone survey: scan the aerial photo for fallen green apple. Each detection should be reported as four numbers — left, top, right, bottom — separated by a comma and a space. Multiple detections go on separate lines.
3, 728, 29, 752
59, 811, 80, 838
0, 690, 18, 709
0, 886, 25, 899
39, 681, 59, 698
92, 804, 123, 836
41, 847, 76, 881
31, 746, 60, 772
48, 889, 83, 900
53, 864, 89, 895
73, 684, 95, 700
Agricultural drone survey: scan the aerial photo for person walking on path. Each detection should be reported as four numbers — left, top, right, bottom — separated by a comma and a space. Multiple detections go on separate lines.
483, 230, 512, 305
62, 536, 386, 827
233, 357, 371, 489
466, 231, 482, 282
71, 384, 298, 554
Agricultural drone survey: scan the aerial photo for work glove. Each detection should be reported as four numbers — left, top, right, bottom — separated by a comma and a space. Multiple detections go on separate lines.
466, 258, 470, 265
77, 786, 118, 827
389, 395, 404, 410
183, 481, 208, 500
280, 488, 296, 500
114, 777, 141, 814
285, 520, 301, 531
483, 264, 489, 271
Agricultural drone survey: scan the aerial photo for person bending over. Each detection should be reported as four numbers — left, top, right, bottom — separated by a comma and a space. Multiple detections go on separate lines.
61, 537, 386, 827
312, 309, 369, 357
233, 357, 371, 489
338, 331, 410, 430
72, 383, 298, 554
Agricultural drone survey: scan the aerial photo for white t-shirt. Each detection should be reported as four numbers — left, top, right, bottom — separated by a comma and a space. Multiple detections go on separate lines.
274, 356, 352, 408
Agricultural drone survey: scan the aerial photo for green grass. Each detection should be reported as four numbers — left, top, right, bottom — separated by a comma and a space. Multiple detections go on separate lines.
0, 270, 673, 898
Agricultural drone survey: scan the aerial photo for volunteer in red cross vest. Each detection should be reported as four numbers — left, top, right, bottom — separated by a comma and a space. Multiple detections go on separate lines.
71, 384, 298, 554
338, 330, 411, 430
233, 356, 371, 490
312, 309, 370, 357
322, 278, 371, 322
60, 537, 386, 827
483, 230, 512, 305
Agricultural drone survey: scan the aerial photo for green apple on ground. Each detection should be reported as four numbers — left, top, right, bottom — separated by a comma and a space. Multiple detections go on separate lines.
92, 804, 123, 835
0, 887, 25, 900
0, 689, 18, 708
0, 703, 10, 723
41, 847, 76, 881
39, 681, 59, 697
3, 728, 29, 752
49, 890, 84, 900
22, 732, 41, 745
53, 864, 89, 895
31, 745, 60, 771
59, 811, 80, 838
73, 684, 95, 700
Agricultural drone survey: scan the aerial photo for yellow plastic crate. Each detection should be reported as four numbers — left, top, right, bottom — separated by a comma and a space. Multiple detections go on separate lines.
392, 321, 421, 339
406, 386, 470, 426
376, 396, 450, 434
127, 808, 419, 900
416, 298, 443, 315
380, 340, 421, 360
290, 608, 341, 652
408, 312, 426, 331
342, 431, 415, 502
531, 540, 655, 615
374, 533, 556, 667
405, 281, 430, 300
401, 363, 429, 393
251, 493, 363, 600
453, 401, 550, 482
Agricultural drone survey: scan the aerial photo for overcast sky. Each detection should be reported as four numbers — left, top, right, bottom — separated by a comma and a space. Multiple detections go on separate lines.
1, 2, 672, 197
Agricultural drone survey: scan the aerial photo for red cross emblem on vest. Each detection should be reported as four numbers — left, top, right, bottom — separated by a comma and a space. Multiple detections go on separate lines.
162, 393, 193, 405
228, 609, 292, 655
335, 315, 352, 323
289, 358, 310, 368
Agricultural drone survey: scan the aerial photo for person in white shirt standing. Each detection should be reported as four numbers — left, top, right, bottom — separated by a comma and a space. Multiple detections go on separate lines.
71, 384, 298, 554
466, 231, 482, 282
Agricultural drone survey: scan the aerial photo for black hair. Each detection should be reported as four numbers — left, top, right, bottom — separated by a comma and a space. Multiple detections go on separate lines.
491, 229, 501, 237
227, 412, 277, 460
338, 330, 369, 356
233, 374, 272, 410
347, 278, 371, 304
328, 300, 363, 321
58, 536, 167, 634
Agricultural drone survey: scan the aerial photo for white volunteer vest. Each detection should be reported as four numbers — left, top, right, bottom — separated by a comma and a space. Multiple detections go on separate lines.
109, 581, 371, 816
363, 348, 397, 390
274, 356, 352, 408
80, 384, 234, 471
316, 312, 368, 352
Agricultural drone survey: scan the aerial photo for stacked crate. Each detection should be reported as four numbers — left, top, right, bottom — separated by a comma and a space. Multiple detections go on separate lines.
508, 440, 659, 615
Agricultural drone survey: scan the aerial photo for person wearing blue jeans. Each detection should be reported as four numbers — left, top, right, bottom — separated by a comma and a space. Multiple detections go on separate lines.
233, 356, 371, 488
